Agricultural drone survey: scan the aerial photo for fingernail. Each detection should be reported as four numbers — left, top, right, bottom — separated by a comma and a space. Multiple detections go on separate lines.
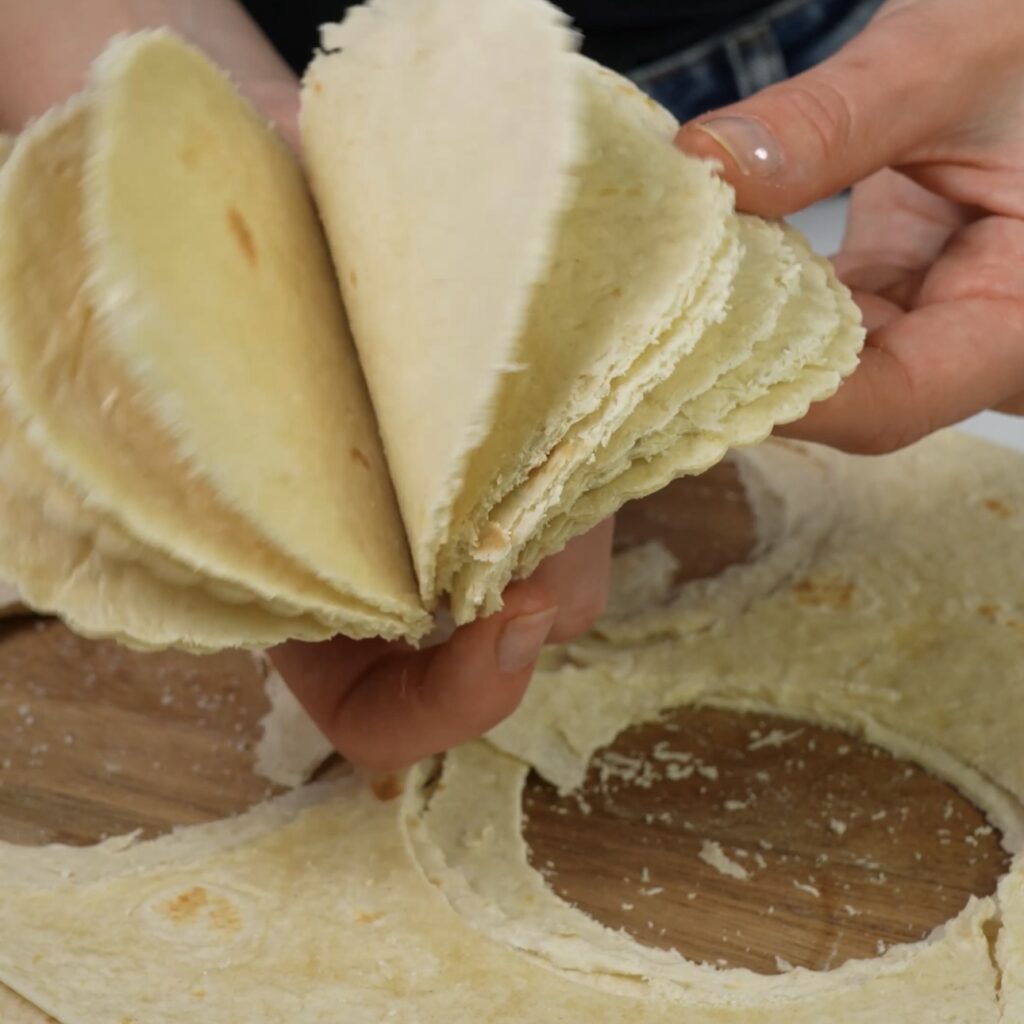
691, 116, 783, 179
497, 608, 558, 675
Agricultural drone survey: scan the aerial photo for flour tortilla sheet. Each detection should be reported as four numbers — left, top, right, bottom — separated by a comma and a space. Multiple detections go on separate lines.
0, 104, 335, 649
1, 432, 1022, 1023
442, 61, 738, 619
0, 772, 1007, 1024
301, 0, 582, 604
0, 399, 333, 652
1, 4, 863, 646
0, 35, 428, 646
517, 214, 802, 574
0, 984, 55, 1024
521, 223, 863, 572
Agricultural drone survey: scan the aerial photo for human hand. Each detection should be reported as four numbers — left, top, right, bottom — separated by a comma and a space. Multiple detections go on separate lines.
0, 0, 298, 140
271, 520, 614, 772
675, 0, 1024, 454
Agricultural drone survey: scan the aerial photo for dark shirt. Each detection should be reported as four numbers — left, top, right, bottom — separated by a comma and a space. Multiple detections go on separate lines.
241, 1, 775, 75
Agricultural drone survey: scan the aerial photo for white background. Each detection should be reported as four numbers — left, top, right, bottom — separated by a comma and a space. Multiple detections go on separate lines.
788, 198, 1024, 454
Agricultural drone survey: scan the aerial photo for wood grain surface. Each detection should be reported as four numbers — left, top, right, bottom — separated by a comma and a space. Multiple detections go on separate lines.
0, 462, 1009, 977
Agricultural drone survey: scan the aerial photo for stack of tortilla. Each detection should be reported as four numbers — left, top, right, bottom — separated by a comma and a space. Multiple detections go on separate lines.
0, 0, 862, 650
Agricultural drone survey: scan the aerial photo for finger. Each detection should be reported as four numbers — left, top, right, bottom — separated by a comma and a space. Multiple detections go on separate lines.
995, 395, 1024, 417
246, 80, 301, 149
778, 297, 1024, 453
838, 170, 975, 271
271, 581, 558, 772
832, 260, 922, 309
528, 518, 614, 642
673, 2, 972, 217
841, 289, 904, 332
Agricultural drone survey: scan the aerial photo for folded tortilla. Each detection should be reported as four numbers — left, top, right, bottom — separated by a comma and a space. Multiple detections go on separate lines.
0, 0, 864, 648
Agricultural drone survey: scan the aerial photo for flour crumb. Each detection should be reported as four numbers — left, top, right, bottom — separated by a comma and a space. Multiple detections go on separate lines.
699, 840, 750, 881
793, 880, 821, 898
829, 818, 848, 836
748, 728, 804, 752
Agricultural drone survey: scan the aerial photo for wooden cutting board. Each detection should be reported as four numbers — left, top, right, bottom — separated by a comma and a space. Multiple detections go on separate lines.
0, 463, 1008, 977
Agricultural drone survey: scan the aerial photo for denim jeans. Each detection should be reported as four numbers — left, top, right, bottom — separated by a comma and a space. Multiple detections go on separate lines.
630, 0, 886, 123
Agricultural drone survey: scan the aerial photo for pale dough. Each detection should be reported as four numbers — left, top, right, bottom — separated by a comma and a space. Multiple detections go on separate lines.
1, 430, 1022, 1021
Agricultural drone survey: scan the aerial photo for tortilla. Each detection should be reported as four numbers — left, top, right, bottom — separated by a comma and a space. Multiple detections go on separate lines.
0, 41, 428, 646
516, 214, 800, 576
301, 0, 582, 602
303, 0, 862, 624
0, 983, 55, 1024
0, 398, 334, 652
252, 654, 334, 787
441, 62, 739, 617
0, 0, 862, 647
521, 236, 862, 571
1, 431, 1022, 1022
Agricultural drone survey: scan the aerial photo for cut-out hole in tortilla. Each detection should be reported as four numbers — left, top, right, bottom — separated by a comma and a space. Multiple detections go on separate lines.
612, 460, 756, 590
524, 705, 1010, 974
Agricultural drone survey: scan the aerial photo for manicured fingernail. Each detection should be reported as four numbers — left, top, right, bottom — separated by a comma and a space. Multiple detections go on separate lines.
497, 608, 558, 675
691, 116, 783, 179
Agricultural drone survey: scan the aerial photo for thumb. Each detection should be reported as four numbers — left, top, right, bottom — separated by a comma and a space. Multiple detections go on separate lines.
674, 2, 958, 217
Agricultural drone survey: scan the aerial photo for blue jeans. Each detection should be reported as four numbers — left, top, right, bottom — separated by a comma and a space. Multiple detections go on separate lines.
630, 0, 885, 123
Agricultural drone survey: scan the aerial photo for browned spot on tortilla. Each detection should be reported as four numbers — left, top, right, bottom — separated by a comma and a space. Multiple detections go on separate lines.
371, 774, 403, 802
625, 185, 644, 197
227, 206, 258, 266
983, 498, 1013, 518
356, 911, 386, 924
191, 989, 207, 999
179, 143, 200, 168
792, 578, 855, 609
209, 894, 242, 933
312, 80, 324, 94
611, 287, 622, 298
349, 267, 359, 289
476, 521, 508, 558
598, 187, 620, 197
160, 885, 209, 922
156, 886, 241, 933
978, 603, 1000, 621
351, 446, 370, 470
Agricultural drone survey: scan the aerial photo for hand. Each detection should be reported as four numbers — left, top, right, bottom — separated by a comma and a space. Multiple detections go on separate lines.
0, 1, 298, 139
675, 0, 1024, 454
271, 520, 614, 773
